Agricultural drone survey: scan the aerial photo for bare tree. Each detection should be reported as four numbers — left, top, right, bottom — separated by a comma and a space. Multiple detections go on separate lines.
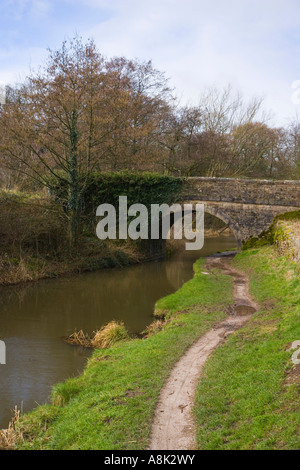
286, 118, 300, 178
0, 37, 113, 246
103, 57, 173, 171
159, 105, 202, 175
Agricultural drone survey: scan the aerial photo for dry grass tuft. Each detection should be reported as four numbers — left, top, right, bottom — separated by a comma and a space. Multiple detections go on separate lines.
142, 319, 167, 338
283, 363, 300, 387
91, 321, 129, 349
0, 406, 23, 450
65, 330, 93, 348
65, 321, 129, 349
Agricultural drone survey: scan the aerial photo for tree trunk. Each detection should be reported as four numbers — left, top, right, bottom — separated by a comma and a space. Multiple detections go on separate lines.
68, 110, 80, 249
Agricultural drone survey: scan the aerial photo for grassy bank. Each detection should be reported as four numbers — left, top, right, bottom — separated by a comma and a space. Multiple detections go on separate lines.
195, 246, 300, 450
0, 186, 229, 287
0, 190, 145, 286
0, 172, 185, 286
2, 258, 233, 450
3, 217, 300, 450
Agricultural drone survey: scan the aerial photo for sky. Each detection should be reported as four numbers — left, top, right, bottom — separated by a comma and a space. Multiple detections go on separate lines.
0, 0, 300, 127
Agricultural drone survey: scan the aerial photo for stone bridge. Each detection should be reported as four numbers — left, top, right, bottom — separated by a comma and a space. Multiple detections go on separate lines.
182, 177, 300, 249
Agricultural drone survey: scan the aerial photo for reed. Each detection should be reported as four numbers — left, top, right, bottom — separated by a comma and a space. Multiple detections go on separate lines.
65, 321, 129, 349
0, 406, 23, 450
91, 321, 129, 349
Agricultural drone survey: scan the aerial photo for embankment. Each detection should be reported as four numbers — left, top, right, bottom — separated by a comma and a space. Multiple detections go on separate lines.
194, 245, 300, 450
149, 254, 259, 450
0, 191, 149, 287
1, 257, 233, 450
2, 215, 300, 450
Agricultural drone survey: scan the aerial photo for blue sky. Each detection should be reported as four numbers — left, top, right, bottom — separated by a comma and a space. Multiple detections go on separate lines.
1, 0, 300, 126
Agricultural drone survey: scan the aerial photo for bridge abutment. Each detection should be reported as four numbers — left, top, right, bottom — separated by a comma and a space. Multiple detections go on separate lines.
182, 177, 300, 249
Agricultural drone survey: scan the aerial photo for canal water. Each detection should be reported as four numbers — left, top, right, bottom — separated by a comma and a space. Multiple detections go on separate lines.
0, 234, 236, 429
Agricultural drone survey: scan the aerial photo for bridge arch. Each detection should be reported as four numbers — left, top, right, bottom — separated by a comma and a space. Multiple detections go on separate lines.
164, 202, 239, 250
144, 175, 300, 257
200, 204, 241, 250
182, 177, 300, 250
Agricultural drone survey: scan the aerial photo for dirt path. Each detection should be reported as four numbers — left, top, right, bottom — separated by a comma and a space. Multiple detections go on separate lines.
149, 253, 259, 451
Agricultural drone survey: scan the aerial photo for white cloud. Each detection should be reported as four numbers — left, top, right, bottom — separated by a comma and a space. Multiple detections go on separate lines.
29, 0, 51, 19
1, 0, 300, 125
0, 46, 48, 85
81, 0, 300, 125
3, 0, 51, 20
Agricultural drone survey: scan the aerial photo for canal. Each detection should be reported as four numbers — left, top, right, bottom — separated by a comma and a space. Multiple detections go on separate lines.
0, 234, 236, 429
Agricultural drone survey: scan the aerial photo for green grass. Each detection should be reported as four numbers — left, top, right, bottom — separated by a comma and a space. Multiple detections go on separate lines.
154, 259, 229, 316
11, 245, 300, 450
194, 246, 300, 450
13, 258, 233, 450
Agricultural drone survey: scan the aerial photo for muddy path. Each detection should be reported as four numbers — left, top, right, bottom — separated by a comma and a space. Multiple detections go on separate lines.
149, 253, 259, 451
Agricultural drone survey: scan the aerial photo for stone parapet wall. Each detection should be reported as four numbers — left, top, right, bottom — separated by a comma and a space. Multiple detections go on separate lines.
182, 177, 300, 249
184, 177, 300, 206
